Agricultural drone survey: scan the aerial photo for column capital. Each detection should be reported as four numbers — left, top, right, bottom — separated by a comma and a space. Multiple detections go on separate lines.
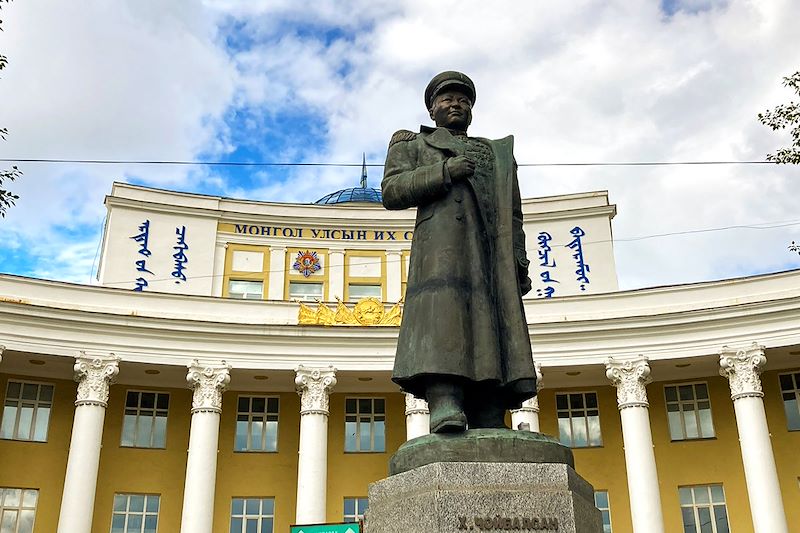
605, 355, 652, 409
404, 393, 429, 416
74, 352, 121, 407
719, 342, 766, 400
295, 365, 337, 415
186, 360, 231, 414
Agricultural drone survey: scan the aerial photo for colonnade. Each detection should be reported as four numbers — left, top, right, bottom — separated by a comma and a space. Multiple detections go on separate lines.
0, 342, 785, 533
604, 344, 788, 533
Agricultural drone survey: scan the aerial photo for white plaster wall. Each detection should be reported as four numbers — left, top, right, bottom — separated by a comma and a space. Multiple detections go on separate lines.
231, 250, 264, 272
347, 255, 382, 278
98, 183, 618, 300
523, 212, 618, 298
98, 205, 218, 296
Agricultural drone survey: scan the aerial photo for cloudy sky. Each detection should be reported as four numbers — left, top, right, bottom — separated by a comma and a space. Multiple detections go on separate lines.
1, 0, 799, 290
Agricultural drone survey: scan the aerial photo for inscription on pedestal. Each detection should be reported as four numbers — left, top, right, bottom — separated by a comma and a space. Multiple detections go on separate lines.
457, 516, 559, 531
366, 461, 601, 533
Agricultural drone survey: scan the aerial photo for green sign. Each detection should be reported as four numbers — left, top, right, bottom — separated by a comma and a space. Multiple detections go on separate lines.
290, 523, 360, 533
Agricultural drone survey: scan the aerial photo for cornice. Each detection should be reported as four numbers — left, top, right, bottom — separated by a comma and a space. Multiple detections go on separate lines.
1, 271, 800, 370
521, 204, 617, 224
218, 209, 414, 229
105, 196, 224, 220
109, 183, 613, 227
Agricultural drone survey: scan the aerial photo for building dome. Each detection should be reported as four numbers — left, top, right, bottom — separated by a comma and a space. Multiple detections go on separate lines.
314, 186, 382, 205
314, 153, 382, 204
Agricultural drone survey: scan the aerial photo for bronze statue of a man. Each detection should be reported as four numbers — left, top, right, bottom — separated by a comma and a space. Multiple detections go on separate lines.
382, 71, 538, 433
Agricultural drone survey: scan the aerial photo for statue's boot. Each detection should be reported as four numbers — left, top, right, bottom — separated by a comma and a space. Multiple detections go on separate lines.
426, 382, 467, 433
465, 395, 508, 429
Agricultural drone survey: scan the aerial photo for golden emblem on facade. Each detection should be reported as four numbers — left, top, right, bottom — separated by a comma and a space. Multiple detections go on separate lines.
297, 297, 402, 326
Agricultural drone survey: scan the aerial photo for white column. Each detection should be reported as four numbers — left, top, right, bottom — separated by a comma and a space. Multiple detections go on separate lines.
404, 394, 430, 440
328, 248, 345, 300
268, 247, 287, 300
719, 343, 788, 533
295, 365, 337, 524
385, 251, 403, 303
0, 345, 4, 363
179, 360, 231, 533
512, 361, 543, 431
605, 356, 664, 533
57, 353, 120, 533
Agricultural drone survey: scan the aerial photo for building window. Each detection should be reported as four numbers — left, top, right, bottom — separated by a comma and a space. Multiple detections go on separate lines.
556, 392, 602, 447
230, 498, 274, 533
121, 391, 169, 448
1, 381, 53, 442
111, 493, 159, 533
679, 485, 729, 533
779, 372, 800, 430
288, 281, 323, 301
344, 497, 369, 523
0, 487, 38, 533
347, 284, 381, 301
594, 491, 612, 533
235, 396, 279, 452
664, 383, 715, 440
229, 280, 263, 300
345, 398, 386, 452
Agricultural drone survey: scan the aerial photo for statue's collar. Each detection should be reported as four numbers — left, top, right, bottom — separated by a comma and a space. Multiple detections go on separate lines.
419, 126, 468, 153
419, 125, 467, 136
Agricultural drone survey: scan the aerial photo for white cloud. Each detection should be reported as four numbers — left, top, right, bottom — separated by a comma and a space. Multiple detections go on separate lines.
2, 0, 800, 289
223, 0, 800, 288
1, 0, 236, 231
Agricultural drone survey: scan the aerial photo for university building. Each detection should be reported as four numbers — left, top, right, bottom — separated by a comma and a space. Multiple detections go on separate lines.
0, 179, 799, 533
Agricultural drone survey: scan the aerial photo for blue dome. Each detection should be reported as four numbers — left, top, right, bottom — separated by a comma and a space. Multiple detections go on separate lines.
314, 187, 383, 205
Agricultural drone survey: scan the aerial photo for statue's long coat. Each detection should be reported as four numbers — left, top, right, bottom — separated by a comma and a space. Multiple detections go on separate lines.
382, 125, 537, 407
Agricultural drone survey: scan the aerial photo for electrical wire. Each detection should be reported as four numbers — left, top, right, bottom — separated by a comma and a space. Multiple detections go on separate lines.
0, 158, 782, 168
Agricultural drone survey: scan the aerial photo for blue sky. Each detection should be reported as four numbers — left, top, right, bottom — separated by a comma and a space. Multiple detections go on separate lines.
1, 0, 799, 289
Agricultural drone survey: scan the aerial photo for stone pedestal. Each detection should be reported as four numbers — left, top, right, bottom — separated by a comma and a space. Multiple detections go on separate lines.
366, 462, 601, 533
367, 430, 602, 533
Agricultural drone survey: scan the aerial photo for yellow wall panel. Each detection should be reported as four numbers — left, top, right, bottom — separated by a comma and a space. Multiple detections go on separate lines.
92, 385, 192, 533
325, 393, 405, 523
0, 374, 73, 533
213, 391, 301, 533
762, 369, 800, 527
538, 386, 631, 533
648, 376, 751, 533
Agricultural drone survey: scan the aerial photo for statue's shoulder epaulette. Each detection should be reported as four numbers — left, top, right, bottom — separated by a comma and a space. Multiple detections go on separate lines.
389, 129, 418, 148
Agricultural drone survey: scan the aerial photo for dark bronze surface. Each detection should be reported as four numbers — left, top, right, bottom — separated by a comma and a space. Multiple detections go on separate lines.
382, 72, 537, 433
389, 429, 574, 476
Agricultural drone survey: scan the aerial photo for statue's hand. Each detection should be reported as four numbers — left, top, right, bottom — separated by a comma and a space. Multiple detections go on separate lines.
446, 156, 475, 181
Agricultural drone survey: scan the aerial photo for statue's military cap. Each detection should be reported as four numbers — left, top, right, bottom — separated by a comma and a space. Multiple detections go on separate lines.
425, 71, 476, 109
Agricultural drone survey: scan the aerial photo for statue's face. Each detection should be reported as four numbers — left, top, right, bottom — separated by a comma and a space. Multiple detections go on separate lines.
429, 89, 472, 131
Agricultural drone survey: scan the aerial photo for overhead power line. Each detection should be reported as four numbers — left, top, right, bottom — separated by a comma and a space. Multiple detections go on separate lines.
0, 157, 780, 168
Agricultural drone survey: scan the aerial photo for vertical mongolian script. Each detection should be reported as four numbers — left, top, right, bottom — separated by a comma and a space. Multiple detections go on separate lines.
535, 231, 559, 299
566, 226, 590, 291
172, 225, 189, 284
130, 220, 153, 291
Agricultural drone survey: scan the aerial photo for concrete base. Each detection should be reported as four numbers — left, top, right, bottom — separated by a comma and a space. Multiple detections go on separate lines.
365, 462, 603, 533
